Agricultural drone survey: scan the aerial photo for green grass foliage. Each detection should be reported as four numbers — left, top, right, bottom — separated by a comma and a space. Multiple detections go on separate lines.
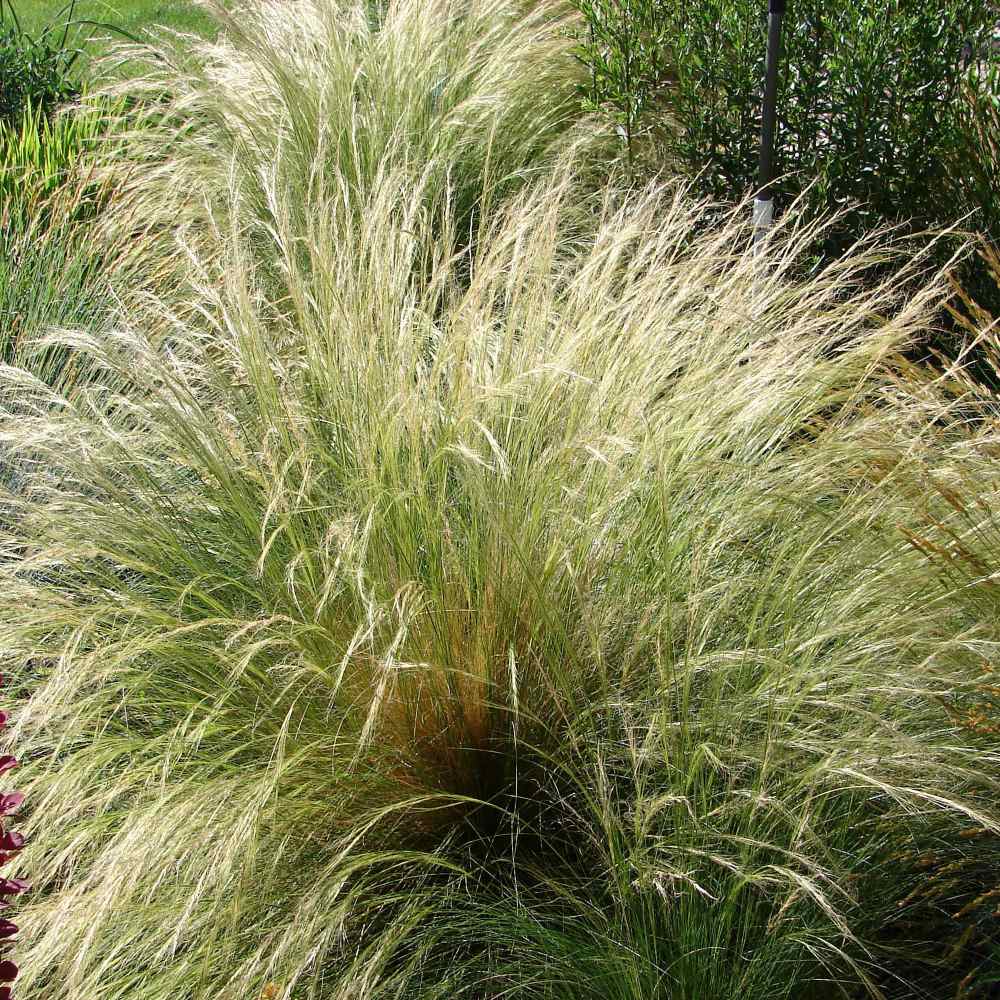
3, 3, 1000, 999
0, 96, 148, 385
573, 0, 1000, 318
7, 0, 217, 45
0, 0, 131, 383
0, 100, 113, 208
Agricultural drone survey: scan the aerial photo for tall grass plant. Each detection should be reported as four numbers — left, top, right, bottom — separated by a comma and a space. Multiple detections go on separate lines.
3, 3, 1000, 999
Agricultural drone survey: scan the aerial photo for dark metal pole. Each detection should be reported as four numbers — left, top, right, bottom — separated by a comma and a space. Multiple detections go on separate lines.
754, 0, 786, 249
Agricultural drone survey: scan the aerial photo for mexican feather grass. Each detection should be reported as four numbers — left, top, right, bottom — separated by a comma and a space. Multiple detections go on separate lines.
98, 0, 592, 274
3, 2, 1000, 998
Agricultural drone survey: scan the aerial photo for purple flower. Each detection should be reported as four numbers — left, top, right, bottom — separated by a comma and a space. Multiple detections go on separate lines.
0, 960, 17, 983
0, 923, 16, 942
0, 882, 27, 898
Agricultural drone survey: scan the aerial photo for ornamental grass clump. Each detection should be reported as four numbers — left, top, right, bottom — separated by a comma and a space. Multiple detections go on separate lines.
100, 0, 592, 278
3, 2, 1000, 999
5, 156, 1000, 998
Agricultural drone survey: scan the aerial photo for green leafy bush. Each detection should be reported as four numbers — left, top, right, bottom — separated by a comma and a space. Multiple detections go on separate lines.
574, 0, 671, 166
573, 0, 999, 252
0, 0, 81, 125
944, 66, 1000, 306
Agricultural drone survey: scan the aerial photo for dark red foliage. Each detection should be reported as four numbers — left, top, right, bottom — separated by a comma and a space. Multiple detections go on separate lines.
0, 683, 25, 998
0, 796, 23, 818
0, 835, 24, 854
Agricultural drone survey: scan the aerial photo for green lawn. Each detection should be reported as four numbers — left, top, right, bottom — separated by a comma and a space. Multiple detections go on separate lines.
7, 0, 216, 48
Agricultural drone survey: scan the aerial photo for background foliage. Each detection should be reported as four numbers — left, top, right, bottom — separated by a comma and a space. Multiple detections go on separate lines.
0, 0, 81, 124
573, 0, 1000, 301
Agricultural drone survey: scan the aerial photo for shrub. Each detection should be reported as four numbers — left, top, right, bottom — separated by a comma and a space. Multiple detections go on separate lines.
574, 0, 670, 168
948, 66, 1000, 234
573, 0, 999, 253
943, 66, 1000, 315
0, 1, 81, 126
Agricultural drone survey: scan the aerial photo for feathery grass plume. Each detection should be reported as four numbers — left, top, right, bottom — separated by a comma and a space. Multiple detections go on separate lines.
96, 0, 594, 286
3, 131, 1000, 998
882, 248, 1000, 995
